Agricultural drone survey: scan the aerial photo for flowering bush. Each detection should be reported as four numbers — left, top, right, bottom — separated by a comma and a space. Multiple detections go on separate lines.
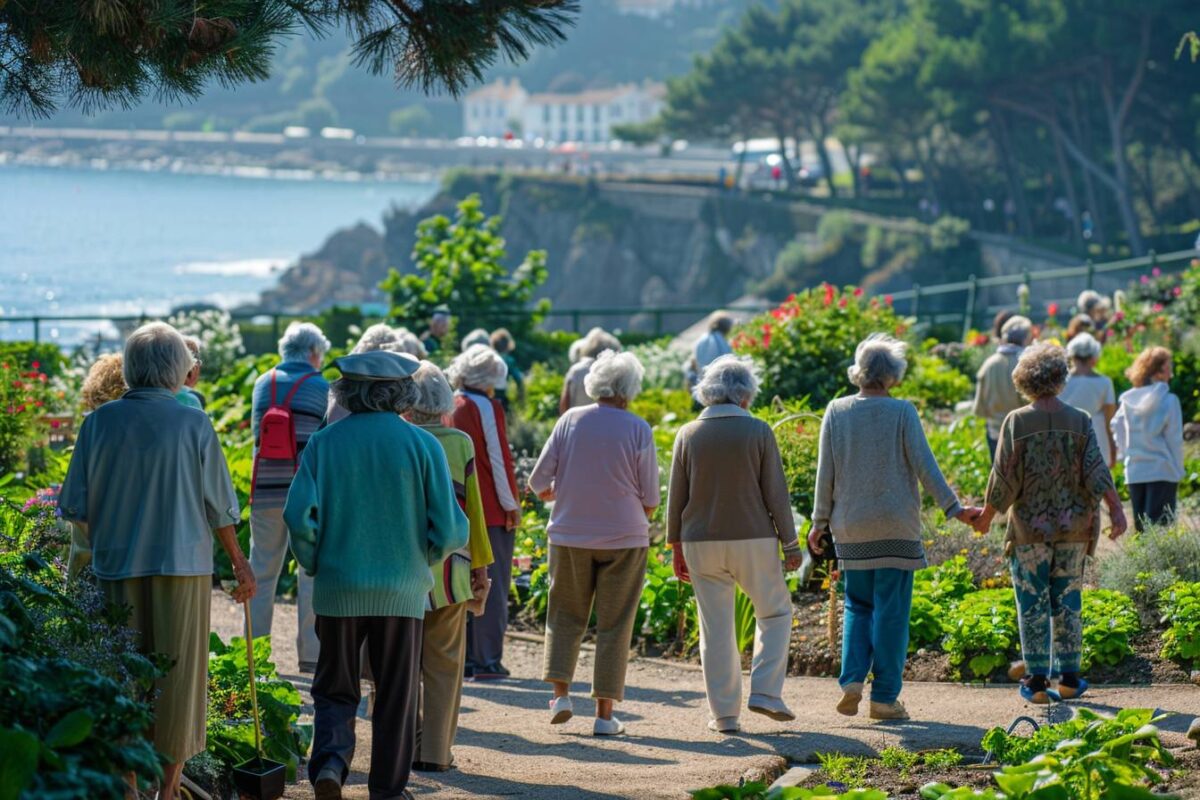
627, 339, 687, 391
168, 308, 246, 380
0, 357, 57, 476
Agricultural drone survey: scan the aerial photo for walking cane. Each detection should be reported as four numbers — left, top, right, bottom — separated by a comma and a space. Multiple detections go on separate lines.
232, 601, 286, 800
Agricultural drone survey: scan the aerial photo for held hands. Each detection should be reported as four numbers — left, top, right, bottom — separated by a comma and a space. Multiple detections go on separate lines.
231, 558, 257, 603
783, 553, 804, 572
959, 506, 993, 535
672, 547, 690, 584
537, 488, 556, 503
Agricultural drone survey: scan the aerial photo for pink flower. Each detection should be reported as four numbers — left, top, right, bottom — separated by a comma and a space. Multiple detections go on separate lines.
762, 323, 772, 334
31, 361, 39, 369
884, 295, 894, 306
852, 287, 864, 298
1153, 303, 1164, 312
1152, 267, 1162, 277
838, 297, 848, 308
1141, 275, 1150, 284
823, 284, 835, 307
761, 332, 772, 348
1174, 286, 1183, 297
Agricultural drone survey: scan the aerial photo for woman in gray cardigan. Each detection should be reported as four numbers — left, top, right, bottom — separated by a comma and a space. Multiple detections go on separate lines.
810, 335, 979, 721
667, 355, 803, 734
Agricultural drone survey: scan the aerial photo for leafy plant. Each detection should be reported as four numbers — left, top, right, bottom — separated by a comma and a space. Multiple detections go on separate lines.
1099, 525, 1200, 617
892, 351, 973, 415
908, 596, 944, 653
1159, 581, 1200, 665
879, 746, 920, 778
1079, 589, 1140, 670
734, 587, 757, 654
925, 418, 991, 503
817, 752, 871, 788
636, 546, 697, 653
168, 308, 246, 380
205, 634, 312, 781
981, 708, 1160, 766
921, 749, 963, 770
942, 589, 1018, 679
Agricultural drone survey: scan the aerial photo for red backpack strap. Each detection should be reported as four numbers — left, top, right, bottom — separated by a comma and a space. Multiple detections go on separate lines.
269, 369, 279, 406
280, 371, 316, 409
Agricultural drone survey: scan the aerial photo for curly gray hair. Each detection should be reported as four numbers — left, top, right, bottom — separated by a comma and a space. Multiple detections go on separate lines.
584, 350, 644, 401
352, 323, 399, 354
447, 344, 507, 390
330, 376, 418, 414
279, 322, 331, 363
123, 322, 193, 391
694, 354, 758, 407
579, 327, 622, 359
1001, 315, 1033, 346
848, 334, 908, 390
1012, 342, 1069, 400
409, 362, 455, 424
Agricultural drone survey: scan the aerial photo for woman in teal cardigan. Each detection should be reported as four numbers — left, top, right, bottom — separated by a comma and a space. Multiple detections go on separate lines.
285, 350, 468, 800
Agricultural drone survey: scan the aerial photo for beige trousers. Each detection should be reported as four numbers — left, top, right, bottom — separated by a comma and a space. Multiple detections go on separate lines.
542, 544, 648, 701
682, 538, 793, 721
418, 601, 469, 766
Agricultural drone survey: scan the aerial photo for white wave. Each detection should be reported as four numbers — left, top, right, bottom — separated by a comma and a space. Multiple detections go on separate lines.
174, 257, 290, 278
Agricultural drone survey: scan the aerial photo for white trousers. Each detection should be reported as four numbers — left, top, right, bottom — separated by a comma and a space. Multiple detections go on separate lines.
683, 538, 793, 721
248, 504, 319, 664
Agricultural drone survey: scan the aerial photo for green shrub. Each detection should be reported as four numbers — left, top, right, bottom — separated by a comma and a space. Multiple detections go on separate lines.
635, 546, 696, 652
754, 400, 822, 515
1098, 523, 1200, 617
925, 417, 991, 502
908, 595, 944, 652
909, 556, 977, 652
522, 362, 564, 423
1159, 581, 1200, 665
981, 707, 1162, 766
892, 351, 973, 414
1080, 589, 1140, 670
630, 388, 695, 428
942, 589, 1018, 679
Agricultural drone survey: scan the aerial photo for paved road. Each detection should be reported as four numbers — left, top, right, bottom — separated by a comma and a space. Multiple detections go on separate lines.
210, 591, 1200, 799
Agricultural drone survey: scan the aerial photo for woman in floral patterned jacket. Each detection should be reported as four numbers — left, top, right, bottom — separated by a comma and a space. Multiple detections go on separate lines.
972, 343, 1127, 704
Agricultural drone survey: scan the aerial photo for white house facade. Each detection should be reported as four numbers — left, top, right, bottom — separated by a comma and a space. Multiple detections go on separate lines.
462, 79, 664, 143
462, 77, 528, 138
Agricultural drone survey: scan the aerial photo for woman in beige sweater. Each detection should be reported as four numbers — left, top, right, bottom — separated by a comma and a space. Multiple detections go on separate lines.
668, 355, 802, 734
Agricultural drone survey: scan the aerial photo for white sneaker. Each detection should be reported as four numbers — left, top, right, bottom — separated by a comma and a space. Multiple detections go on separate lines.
748, 694, 796, 722
549, 695, 574, 725
708, 717, 741, 734
593, 716, 626, 736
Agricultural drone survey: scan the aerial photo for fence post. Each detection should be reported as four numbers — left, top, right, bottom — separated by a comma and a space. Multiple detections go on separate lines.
271, 314, 280, 342
32, 317, 40, 344
654, 309, 664, 336
571, 310, 581, 333
1085, 259, 1095, 290
1149, 249, 1158, 273
963, 274, 978, 341
911, 284, 921, 319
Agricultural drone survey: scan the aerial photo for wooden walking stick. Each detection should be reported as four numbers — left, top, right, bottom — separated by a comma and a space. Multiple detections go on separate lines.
232, 601, 286, 800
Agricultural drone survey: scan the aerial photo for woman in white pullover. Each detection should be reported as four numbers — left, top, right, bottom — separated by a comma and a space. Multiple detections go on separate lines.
1112, 347, 1184, 531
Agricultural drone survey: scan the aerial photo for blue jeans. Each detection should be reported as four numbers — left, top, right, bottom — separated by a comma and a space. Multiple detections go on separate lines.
840, 568, 914, 704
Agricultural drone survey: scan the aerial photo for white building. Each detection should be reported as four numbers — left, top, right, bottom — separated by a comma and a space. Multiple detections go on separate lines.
462, 79, 665, 143
462, 77, 528, 138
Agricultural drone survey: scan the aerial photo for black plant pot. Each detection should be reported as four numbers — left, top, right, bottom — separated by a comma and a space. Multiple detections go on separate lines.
232, 757, 286, 800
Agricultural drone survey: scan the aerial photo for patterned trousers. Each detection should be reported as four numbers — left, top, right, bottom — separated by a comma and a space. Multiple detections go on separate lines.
1009, 541, 1087, 676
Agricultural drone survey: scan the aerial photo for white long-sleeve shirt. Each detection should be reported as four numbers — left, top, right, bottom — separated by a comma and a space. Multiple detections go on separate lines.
1112, 382, 1185, 484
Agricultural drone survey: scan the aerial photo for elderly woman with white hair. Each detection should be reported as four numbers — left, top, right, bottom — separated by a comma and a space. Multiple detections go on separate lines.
971, 344, 1127, 703
248, 321, 331, 674
810, 335, 979, 721
60, 322, 255, 800
1059, 333, 1117, 467
667, 355, 801, 734
406, 362, 494, 772
560, 327, 622, 413
975, 315, 1034, 459
449, 344, 522, 679
529, 350, 660, 736
325, 323, 425, 427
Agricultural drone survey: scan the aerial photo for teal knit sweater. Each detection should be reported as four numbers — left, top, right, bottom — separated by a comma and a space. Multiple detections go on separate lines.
284, 412, 469, 618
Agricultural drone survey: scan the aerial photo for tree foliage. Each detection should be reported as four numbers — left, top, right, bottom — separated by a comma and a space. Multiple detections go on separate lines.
0, 0, 578, 117
381, 193, 550, 341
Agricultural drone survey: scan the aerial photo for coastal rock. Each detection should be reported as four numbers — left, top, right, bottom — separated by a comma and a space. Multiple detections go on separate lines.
257, 222, 387, 313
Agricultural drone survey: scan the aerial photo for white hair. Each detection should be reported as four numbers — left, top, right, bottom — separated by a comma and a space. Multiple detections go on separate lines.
460, 328, 492, 351
447, 344, 507, 390
694, 354, 759, 407
1066, 332, 1102, 361
279, 322, 331, 362
579, 327, 622, 359
123, 322, 193, 391
409, 362, 455, 422
848, 334, 908, 389
181, 334, 201, 358
352, 323, 399, 354
392, 329, 428, 359
1001, 315, 1033, 346
1077, 289, 1110, 315
568, 337, 585, 363
584, 350, 644, 401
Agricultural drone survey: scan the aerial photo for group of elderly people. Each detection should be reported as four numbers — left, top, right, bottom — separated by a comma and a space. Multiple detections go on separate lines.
61, 302, 1179, 798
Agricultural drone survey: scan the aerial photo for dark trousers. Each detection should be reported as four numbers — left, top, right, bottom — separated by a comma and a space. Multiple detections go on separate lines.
987, 435, 999, 462
1129, 481, 1178, 532
466, 526, 513, 668
310, 615, 422, 800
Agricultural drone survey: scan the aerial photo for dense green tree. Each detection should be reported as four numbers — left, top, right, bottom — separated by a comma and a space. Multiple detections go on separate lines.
380, 194, 550, 343
0, 1, 578, 117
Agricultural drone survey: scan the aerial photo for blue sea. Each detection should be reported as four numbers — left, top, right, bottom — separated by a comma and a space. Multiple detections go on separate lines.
0, 165, 438, 343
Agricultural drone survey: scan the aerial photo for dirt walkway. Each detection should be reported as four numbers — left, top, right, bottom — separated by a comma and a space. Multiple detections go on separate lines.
210, 591, 1200, 799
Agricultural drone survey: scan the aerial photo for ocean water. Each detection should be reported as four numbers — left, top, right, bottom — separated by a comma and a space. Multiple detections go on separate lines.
0, 165, 438, 343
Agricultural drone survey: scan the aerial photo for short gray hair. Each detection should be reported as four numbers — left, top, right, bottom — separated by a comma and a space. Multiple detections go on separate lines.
579, 327, 622, 359
694, 354, 758, 407
123, 322, 193, 391
352, 323, 399, 354
279, 322, 331, 363
1066, 332, 1102, 362
447, 344, 507, 390
1013, 342, 1069, 400
460, 328, 492, 350
330, 376, 418, 414
1077, 290, 1110, 316
584, 350, 644, 401
709, 313, 734, 334
848, 334, 908, 389
1001, 315, 1033, 346
409, 362, 455, 424
393, 329, 428, 359
181, 335, 201, 358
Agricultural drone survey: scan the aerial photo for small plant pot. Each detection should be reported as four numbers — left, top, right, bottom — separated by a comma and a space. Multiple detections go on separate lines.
233, 757, 286, 800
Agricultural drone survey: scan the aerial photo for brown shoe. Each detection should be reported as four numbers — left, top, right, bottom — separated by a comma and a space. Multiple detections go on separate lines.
869, 700, 910, 720
837, 683, 863, 717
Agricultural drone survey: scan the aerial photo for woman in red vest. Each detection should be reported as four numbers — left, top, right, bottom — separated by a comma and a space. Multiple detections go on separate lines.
449, 344, 521, 680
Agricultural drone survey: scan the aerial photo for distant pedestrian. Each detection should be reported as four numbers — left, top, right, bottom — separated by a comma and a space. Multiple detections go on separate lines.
971, 343, 1126, 703
1076, 290, 1112, 334
176, 335, 206, 410
248, 322, 331, 674
668, 355, 800, 734
450, 345, 522, 679
421, 305, 452, 355
560, 327, 621, 414
1112, 347, 1184, 531
461, 328, 491, 351
1059, 334, 1117, 467
974, 315, 1033, 458
693, 313, 734, 373
530, 350, 660, 736
1065, 314, 1094, 342
490, 328, 524, 410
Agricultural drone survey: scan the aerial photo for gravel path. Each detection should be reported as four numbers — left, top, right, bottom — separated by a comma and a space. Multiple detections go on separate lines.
210, 591, 1200, 799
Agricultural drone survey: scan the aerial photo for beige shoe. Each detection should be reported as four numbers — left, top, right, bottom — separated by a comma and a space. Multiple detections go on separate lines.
869, 700, 910, 721
836, 683, 863, 716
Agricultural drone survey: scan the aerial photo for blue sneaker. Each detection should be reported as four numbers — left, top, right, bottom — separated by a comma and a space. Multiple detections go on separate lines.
1057, 677, 1088, 700
1019, 676, 1053, 705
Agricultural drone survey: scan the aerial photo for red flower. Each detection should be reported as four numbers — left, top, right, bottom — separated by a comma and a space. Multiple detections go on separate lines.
852, 287, 864, 298
771, 307, 786, 320
823, 283, 835, 306
786, 293, 796, 303
762, 323, 772, 333
15, 404, 25, 414
1047, 302, 1059, 316
972, 333, 990, 347
838, 297, 848, 308
50, 420, 60, 429
884, 295, 894, 306
30, 361, 39, 369
761, 332, 772, 348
